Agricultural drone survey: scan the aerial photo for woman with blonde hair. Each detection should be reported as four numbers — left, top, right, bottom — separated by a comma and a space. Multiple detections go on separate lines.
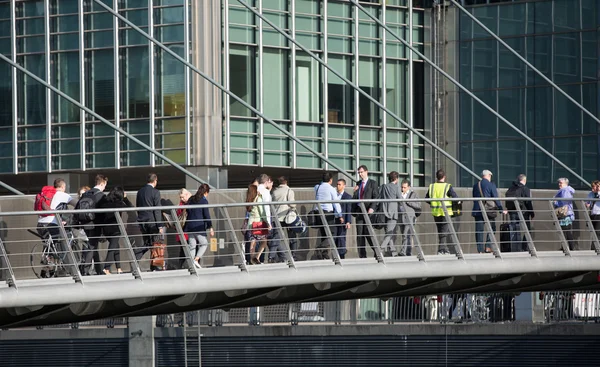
246, 184, 271, 264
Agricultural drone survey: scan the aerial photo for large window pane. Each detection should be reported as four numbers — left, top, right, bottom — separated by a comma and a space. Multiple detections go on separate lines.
229, 46, 256, 117
296, 52, 320, 122
263, 48, 288, 120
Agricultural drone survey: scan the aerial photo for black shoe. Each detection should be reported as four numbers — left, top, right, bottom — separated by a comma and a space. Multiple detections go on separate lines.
268, 258, 276, 264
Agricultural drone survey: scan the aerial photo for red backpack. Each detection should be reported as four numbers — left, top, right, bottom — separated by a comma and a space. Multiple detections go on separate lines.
34, 186, 57, 217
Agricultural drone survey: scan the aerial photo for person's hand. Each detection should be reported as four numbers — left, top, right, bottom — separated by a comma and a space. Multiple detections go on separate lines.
502, 210, 508, 215
209, 228, 215, 237
346, 223, 351, 230
367, 208, 374, 214
159, 227, 165, 234
353, 185, 359, 192
340, 217, 345, 224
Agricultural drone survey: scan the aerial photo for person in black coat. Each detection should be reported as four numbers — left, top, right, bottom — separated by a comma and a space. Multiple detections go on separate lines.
352, 165, 379, 258
97, 186, 133, 274
135, 173, 163, 265
184, 184, 214, 268
335, 179, 353, 259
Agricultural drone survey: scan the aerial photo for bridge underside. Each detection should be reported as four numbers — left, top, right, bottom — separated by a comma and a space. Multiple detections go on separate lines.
1, 253, 599, 327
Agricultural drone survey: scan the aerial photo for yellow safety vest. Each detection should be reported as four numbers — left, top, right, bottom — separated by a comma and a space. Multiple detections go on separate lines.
429, 182, 453, 217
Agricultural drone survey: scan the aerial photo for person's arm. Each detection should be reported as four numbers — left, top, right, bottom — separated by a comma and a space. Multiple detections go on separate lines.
152, 190, 162, 231
523, 186, 534, 216
343, 198, 352, 225
447, 186, 458, 198
202, 200, 214, 235
407, 192, 422, 210
492, 185, 503, 211
123, 196, 133, 207
332, 187, 342, 218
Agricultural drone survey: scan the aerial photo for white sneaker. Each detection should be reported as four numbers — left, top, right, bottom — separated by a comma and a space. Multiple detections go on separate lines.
193, 261, 201, 269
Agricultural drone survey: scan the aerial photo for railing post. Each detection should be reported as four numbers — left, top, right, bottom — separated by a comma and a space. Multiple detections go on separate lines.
114, 212, 143, 279
514, 199, 537, 257
169, 209, 199, 276
548, 201, 572, 256
0, 236, 16, 288
218, 207, 248, 272
358, 202, 385, 263
579, 200, 600, 254
400, 201, 425, 261
316, 205, 342, 264
441, 203, 464, 259
54, 214, 83, 283
268, 204, 296, 268
478, 200, 501, 258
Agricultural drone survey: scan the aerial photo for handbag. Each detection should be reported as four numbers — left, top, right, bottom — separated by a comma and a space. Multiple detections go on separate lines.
478, 181, 498, 219
369, 210, 386, 230
556, 205, 569, 219
251, 221, 269, 236
150, 239, 166, 269
307, 184, 323, 228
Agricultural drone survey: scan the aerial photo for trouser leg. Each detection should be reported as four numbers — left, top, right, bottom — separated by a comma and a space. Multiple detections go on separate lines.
400, 221, 413, 256
268, 222, 281, 261
486, 220, 496, 252
82, 226, 101, 275
435, 216, 450, 254
381, 219, 397, 256
285, 225, 298, 261
334, 224, 347, 259
475, 218, 484, 253
356, 219, 367, 258
509, 213, 521, 252
104, 234, 120, 270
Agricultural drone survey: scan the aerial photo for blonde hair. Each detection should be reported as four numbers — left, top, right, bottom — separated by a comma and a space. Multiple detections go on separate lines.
179, 188, 191, 196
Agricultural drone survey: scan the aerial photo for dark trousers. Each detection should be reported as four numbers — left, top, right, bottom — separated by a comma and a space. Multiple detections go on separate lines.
334, 218, 347, 259
135, 223, 163, 270
81, 226, 103, 275
591, 214, 600, 250
356, 216, 376, 258
560, 223, 578, 251
434, 216, 454, 254
268, 221, 298, 262
315, 212, 335, 259
103, 230, 121, 270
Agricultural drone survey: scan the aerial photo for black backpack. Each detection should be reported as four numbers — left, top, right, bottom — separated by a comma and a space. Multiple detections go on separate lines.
505, 185, 524, 211
74, 190, 101, 224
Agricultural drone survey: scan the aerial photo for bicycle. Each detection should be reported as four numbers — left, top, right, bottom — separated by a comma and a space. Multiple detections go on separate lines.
29, 227, 89, 278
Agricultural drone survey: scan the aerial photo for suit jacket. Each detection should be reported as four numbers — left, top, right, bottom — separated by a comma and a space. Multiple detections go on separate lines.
136, 184, 162, 230
379, 182, 402, 220
339, 191, 352, 224
352, 178, 379, 215
400, 190, 421, 224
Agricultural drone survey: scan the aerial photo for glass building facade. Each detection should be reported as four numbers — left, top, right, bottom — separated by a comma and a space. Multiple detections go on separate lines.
0, 0, 427, 189
458, 0, 600, 189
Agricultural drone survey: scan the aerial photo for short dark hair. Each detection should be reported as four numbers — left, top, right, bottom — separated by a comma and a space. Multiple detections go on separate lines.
357, 165, 368, 172
258, 173, 269, 184
278, 176, 288, 185
95, 174, 108, 186
388, 171, 399, 182
401, 179, 411, 186
337, 178, 346, 185
147, 173, 158, 183
322, 172, 333, 183
436, 169, 446, 181
53, 178, 66, 189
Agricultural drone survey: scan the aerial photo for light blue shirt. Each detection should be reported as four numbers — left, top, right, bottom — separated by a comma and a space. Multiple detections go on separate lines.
587, 191, 600, 215
314, 182, 342, 217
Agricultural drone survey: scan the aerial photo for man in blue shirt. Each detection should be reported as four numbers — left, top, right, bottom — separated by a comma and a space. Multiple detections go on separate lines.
313, 172, 343, 260
472, 170, 506, 253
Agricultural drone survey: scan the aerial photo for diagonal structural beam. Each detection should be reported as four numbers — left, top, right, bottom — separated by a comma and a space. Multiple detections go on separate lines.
91, 0, 356, 183
451, 0, 600, 127
348, 0, 590, 188
0, 181, 23, 196
0, 57, 211, 189
234, 0, 481, 181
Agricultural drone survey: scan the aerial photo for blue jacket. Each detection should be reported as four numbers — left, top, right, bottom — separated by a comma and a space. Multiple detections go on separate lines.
472, 179, 503, 218
339, 191, 352, 224
184, 196, 213, 235
554, 186, 575, 221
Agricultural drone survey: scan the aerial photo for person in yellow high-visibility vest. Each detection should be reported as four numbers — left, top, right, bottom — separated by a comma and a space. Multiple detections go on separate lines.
425, 169, 459, 255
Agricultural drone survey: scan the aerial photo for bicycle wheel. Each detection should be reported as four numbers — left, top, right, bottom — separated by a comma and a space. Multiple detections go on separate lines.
70, 239, 83, 265
30, 242, 57, 279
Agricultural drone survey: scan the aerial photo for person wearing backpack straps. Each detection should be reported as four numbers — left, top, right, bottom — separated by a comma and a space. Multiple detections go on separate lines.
36, 178, 73, 248
505, 174, 534, 252
78, 174, 108, 276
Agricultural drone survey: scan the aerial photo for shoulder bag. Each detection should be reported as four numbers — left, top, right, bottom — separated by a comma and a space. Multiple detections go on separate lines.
478, 181, 498, 219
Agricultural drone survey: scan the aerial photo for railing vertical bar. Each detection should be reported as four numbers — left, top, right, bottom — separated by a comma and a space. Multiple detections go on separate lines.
514, 199, 537, 257
441, 203, 463, 259
170, 209, 198, 276
579, 200, 600, 254
54, 214, 83, 283
358, 203, 384, 263
400, 201, 425, 261
114, 212, 143, 280
316, 205, 342, 265
0, 236, 17, 288
268, 204, 296, 269
548, 201, 572, 256
219, 207, 248, 272
478, 200, 501, 258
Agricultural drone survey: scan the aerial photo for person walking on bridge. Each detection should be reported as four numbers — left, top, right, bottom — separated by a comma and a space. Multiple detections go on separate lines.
425, 169, 458, 255
554, 178, 578, 251
472, 170, 506, 253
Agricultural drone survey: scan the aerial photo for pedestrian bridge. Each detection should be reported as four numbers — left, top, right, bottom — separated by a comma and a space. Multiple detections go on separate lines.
0, 192, 598, 328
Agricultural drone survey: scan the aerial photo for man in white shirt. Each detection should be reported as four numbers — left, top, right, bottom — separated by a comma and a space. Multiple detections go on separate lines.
272, 176, 298, 262
586, 180, 600, 250
37, 178, 73, 239
314, 172, 343, 260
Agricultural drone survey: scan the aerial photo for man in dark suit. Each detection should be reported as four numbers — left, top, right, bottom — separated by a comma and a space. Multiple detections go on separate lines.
352, 165, 379, 258
335, 179, 352, 259
135, 173, 163, 269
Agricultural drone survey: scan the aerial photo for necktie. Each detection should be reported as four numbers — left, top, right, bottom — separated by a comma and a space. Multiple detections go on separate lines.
360, 181, 365, 199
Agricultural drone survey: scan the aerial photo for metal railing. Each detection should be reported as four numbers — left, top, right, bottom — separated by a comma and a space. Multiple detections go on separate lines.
0, 196, 599, 286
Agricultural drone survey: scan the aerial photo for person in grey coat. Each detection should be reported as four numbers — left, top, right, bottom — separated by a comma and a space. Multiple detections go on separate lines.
379, 171, 402, 257
399, 179, 421, 256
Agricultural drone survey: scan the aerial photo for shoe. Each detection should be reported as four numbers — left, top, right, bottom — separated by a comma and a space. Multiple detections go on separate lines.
103, 269, 111, 275
251, 257, 262, 265
193, 261, 201, 269
117, 269, 123, 274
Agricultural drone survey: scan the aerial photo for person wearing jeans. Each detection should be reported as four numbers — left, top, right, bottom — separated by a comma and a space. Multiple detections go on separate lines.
472, 170, 506, 253
184, 184, 214, 268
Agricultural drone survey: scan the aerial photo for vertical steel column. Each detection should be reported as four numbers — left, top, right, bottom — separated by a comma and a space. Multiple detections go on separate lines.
223, 0, 231, 165
0, 236, 16, 288
54, 214, 83, 283
358, 203, 385, 263
113, 0, 121, 169
114, 212, 144, 279
291, 0, 297, 168
78, 0, 86, 171
268, 204, 296, 268
548, 201, 572, 256
441, 203, 464, 259
44, 0, 51, 172
381, 1, 387, 178
354, 4, 360, 170
322, 0, 328, 171
407, 0, 414, 184
257, 0, 264, 167
579, 200, 600, 253
10, 0, 17, 175
219, 207, 248, 272
514, 200, 537, 257
148, 0, 155, 167
170, 209, 199, 275
316, 205, 342, 265
184, 0, 191, 165
478, 200, 501, 257
400, 201, 425, 261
